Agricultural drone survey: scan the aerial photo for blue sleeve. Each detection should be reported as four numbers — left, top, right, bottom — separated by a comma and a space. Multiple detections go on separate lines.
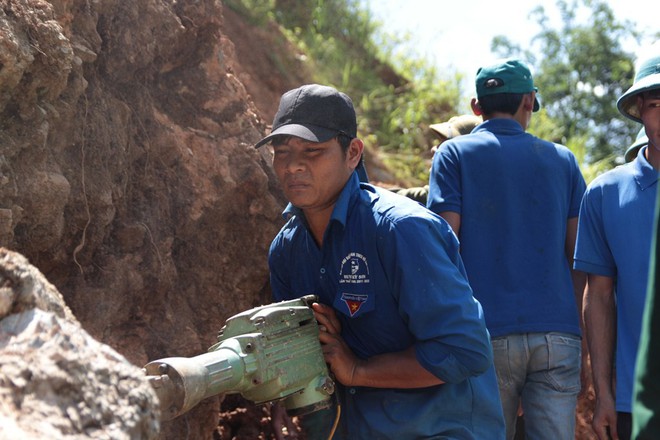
268, 234, 292, 302
574, 183, 617, 276
268, 228, 300, 301
427, 143, 462, 214
380, 211, 493, 383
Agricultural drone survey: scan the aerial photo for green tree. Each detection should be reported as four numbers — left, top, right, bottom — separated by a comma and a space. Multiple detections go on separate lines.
492, 0, 643, 166
226, 0, 462, 184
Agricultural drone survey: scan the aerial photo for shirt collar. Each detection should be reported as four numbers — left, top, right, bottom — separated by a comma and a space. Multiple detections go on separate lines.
474, 118, 525, 135
632, 146, 659, 190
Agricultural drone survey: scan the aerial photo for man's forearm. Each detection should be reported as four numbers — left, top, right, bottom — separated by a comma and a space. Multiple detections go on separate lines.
352, 346, 445, 389
583, 277, 616, 397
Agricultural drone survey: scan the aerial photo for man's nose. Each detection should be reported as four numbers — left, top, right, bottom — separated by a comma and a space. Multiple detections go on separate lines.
284, 151, 306, 173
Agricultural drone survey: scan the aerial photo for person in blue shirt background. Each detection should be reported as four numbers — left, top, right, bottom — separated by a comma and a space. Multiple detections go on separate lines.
255, 83, 505, 439
575, 44, 660, 440
632, 44, 660, 440
427, 59, 587, 440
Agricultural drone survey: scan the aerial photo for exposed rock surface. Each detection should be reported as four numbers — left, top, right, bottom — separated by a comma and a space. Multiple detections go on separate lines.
0, 248, 160, 439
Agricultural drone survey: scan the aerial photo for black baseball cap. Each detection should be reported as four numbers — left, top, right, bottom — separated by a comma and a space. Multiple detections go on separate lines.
255, 84, 357, 148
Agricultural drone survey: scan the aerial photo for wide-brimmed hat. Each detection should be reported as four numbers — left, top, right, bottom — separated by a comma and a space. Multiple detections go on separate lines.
617, 44, 660, 122
475, 59, 540, 112
429, 114, 482, 140
624, 128, 649, 163
255, 84, 357, 148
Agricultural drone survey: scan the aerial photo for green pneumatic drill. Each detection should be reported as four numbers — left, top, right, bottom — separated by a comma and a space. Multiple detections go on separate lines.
143, 295, 335, 420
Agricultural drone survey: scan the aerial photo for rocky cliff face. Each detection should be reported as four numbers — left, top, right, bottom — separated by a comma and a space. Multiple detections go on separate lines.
0, 0, 311, 438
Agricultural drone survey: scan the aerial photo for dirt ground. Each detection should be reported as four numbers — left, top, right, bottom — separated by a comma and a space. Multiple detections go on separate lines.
214, 370, 597, 439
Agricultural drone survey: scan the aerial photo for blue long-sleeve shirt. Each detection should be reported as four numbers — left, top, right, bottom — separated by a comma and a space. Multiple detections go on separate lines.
269, 172, 504, 439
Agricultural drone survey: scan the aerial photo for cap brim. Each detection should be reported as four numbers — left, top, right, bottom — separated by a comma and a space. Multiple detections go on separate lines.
429, 122, 451, 139
532, 88, 541, 112
625, 145, 645, 163
624, 135, 649, 163
617, 74, 660, 122
254, 123, 339, 148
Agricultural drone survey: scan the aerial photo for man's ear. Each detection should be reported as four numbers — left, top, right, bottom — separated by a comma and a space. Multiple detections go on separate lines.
521, 93, 535, 112
348, 138, 364, 168
470, 98, 483, 116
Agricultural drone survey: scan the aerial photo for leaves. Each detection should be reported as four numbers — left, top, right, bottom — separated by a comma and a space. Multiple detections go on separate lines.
226, 0, 462, 185
493, 0, 642, 171
228, 0, 654, 183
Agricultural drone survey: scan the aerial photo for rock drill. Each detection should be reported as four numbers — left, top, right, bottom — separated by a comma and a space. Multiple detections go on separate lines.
143, 295, 335, 420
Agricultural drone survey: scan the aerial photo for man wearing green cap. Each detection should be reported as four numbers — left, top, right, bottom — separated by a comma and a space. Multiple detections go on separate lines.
428, 59, 587, 439
575, 43, 660, 440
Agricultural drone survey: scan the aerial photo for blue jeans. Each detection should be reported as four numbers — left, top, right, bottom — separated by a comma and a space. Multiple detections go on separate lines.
491, 332, 581, 440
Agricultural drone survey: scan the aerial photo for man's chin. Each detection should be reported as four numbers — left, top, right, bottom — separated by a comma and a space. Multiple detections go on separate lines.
285, 193, 312, 208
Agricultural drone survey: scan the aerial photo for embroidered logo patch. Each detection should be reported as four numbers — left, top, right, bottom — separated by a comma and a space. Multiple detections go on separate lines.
341, 293, 368, 317
339, 252, 370, 285
337, 252, 372, 317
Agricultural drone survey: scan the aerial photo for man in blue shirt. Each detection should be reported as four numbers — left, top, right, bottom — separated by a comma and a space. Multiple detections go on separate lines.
576, 45, 660, 440
427, 59, 587, 440
633, 45, 660, 440
255, 84, 505, 439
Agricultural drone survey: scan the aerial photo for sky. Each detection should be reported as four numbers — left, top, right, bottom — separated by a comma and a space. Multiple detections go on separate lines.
358, 0, 657, 98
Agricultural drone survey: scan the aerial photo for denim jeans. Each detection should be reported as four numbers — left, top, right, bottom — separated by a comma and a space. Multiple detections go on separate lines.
491, 332, 581, 440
